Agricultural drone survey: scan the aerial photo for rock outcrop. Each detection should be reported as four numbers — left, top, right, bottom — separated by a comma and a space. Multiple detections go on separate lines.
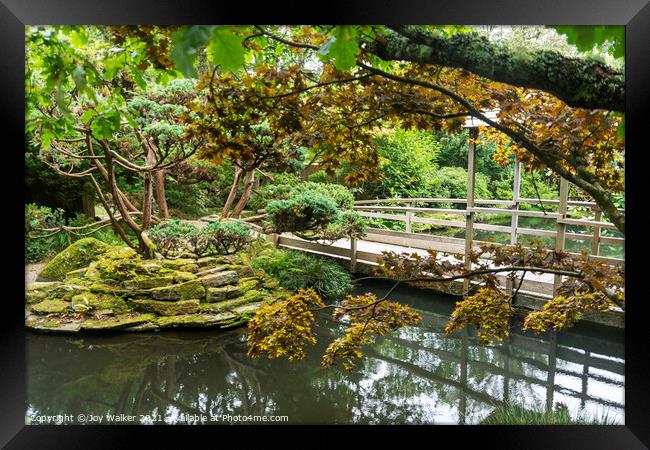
25, 242, 289, 334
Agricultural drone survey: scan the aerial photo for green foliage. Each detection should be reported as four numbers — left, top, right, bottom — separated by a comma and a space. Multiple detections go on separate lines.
552, 26, 624, 59
252, 248, 352, 300
207, 27, 246, 71
247, 289, 325, 361
481, 402, 620, 425
203, 220, 253, 255
38, 238, 109, 281
319, 26, 361, 71
250, 180, 354, 211
430, 166, 490, 202
149, 219, 252, 258
266, 192, 340, 234
344, 128, 441, 200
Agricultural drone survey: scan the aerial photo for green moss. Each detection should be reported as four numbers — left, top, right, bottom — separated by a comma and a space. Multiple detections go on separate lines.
238, 277, 260, 292
30, 299, 70, 315
200, 296, 254, 314
205, 285, 242, 303
38, 238, 109, 281
128, 299, 200, 316
149, 279, 205, 301
155, 313, 236, 329
81, 313, 156, 330
179, 263, 199, 273
71, 292, 131, 315
199, 270, 238, 288
173, 272, 197, 283
122, 276, 175, 289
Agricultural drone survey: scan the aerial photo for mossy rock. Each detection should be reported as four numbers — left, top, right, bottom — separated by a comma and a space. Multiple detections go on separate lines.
155, 312, 237, 329
128, 299, 200, 316
71, 292, 131, 315
205, 285, 241, 303
179, 263, 199, 273
65, 268, 88, 280
173, 272, 197, 283
200, 295, 256, 314
81, 313, 156, 330
231, 301, 267, 315
123, 276, 175, 290
195, 266, 227, 277
89, 283, 148, 298
238, 277, 260, 292
25, 316, 81, 333
38, 238, 109, 281
25, 282, 63, 304
195, 257, 218, 267
30, 299, 71, 315
96, 256, 156, 282
199, 270, 238, 288
160, 258, 195, 270
149, 280, 205, 301
222, 264, 256, 277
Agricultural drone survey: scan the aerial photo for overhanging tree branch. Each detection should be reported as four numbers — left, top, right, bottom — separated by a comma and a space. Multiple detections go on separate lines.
366, 26, 624, 112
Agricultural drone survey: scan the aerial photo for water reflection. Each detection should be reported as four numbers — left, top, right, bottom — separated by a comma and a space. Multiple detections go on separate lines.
26, 281, 624, 425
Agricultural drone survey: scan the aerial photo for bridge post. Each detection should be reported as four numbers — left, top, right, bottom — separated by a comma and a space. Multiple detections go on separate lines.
591, 208, 602, 255
507, 156, 521, 296
553, 178, 569, 294
405, 200, 413, 233
350, 237, 358, 273
463, 127, 478, 296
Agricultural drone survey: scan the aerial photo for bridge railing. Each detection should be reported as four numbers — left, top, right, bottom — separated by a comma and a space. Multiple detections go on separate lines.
353, 197, 624, 265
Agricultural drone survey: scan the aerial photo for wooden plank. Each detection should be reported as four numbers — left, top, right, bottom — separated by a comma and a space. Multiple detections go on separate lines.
592, 209, 602, 255
356, 211, 408, 221
354, 205, 468, 215
557, 218, 619, 230
554, 179, 569, 294
354, 198, 514, 205
468, 207, 561, 218
464, 127, 477, 295
511, 157, 521, 245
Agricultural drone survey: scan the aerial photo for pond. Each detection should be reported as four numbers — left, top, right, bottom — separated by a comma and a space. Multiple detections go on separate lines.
26, 280, 624, 425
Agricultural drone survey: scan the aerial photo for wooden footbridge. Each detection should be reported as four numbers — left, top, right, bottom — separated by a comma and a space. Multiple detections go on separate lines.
203, 128, 625, 327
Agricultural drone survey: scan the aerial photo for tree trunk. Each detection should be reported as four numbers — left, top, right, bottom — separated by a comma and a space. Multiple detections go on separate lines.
153, 169, 169, 218
81, 182, 95, 218
231, 170, 255, 219
368, 26, 624, 112
142, 148, 156, 230
222, 166, 243, 219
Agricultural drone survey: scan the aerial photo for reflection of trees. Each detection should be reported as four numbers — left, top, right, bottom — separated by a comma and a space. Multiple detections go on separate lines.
26, 300, 624, 425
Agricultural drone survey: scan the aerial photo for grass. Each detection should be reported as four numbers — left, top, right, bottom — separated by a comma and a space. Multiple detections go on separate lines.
480, 402, 621, 425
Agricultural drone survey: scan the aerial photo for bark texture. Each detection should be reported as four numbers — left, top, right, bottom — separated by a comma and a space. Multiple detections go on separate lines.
366, 27, 624, 112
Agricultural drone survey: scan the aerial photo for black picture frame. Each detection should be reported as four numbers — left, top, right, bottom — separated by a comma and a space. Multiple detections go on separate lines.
2, 1, 648, 447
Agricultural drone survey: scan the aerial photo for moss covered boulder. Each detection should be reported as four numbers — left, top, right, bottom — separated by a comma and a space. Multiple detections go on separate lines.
38, 238, 109, 281
30, 299, 71, 315
26, 241, 290, 334
149, 280, 205, 301
128, 299, 200, 316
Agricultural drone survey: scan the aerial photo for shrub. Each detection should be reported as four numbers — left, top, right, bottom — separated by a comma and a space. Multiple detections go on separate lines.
25, 204, 68, 263
250, 180, 354, 211
252, 248, 352, 300
149, 219, 253, 258
148, 219, 196, 257
266, 193, 340, 234
203, 220, 253, 255
430, 166, 490, 204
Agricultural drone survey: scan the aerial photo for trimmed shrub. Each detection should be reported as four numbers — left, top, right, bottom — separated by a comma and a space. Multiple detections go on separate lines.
252, 248, 352, 300
266, 193, 339, 234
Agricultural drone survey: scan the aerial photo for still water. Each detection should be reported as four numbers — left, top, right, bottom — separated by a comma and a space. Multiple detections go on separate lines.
26, 281, 624, 425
